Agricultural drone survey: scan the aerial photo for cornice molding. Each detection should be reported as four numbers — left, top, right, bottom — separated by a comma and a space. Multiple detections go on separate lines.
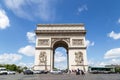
37, 23, 84, 27
71, 65, 88, 66
69, 47, 87, 49
34, 65, 51, 66
35, 30, 86, 34
35, 47, 87, 50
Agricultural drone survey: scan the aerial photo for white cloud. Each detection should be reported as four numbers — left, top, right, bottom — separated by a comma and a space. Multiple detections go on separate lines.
85, 40, 94, 47
55, 63, 67, 69
88, 59, 95, 66
4, 0, 56, 21
88, 59, 104, 67
18, 62, 27, 67
0, 53, 22, 64
0, 8, 10, 29
107, 59, 120, 65
55, 51, 67, 63
118, 18, 120, 24
18, 45, 35, 56
77, 5, 88, 15
97, 59, 120, 66
110, 59, 120, 65
27, 32, 35, 43
88, 58, 120, 67
108, 31, 120, 40
18, 62, 34, 68
104, 48, 120, 59
88, 58, 111, 67
89, 50, 120, 67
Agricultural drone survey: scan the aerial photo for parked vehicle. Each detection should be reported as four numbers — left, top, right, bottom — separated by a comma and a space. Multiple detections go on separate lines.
33, 70, 42, 74
23, 70, 33, 75
7, 71, 16, 75
0, 67, 7, 75
43, 70, 48, 74
50, 70, 63, 74
88, 67, 115, 74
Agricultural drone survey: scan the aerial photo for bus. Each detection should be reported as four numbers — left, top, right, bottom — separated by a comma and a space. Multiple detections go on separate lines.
88, 67, 115, 74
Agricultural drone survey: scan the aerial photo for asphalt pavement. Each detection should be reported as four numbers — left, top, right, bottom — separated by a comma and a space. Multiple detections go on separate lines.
0, 73, 120, 80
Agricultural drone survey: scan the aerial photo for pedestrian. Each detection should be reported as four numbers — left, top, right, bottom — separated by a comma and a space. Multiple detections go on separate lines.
81, 70, 85, 75
68, 70, 71, 74
76, 68, 80, 75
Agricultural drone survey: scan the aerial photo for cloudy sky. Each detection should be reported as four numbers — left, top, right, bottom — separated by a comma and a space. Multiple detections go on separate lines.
0, 0, 120, 68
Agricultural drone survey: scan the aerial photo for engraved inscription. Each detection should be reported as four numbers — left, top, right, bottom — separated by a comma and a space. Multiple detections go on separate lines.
38, 39, 49, 46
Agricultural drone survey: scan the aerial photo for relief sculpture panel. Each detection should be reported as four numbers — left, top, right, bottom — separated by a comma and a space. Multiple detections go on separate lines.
38, 39, 49, 46
39, 51, 47, 65
75, 52, 83, 65
51, 38, 70, 45
72, 39, 83, 45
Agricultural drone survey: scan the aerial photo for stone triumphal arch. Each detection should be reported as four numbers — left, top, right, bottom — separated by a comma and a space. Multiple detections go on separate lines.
34, 24, 88, 71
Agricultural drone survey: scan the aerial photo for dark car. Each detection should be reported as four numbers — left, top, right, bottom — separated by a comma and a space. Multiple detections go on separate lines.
23, 70, 33, 75
42, 70, 48, 74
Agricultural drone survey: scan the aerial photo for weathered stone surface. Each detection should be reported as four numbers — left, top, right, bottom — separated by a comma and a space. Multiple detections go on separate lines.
34, 24, 88, 71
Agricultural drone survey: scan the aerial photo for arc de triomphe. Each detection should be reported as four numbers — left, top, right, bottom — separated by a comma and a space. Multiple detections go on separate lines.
34, 24, 88, 72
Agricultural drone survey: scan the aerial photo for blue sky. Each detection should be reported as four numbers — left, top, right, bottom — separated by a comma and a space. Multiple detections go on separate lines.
0, 0, 120, 68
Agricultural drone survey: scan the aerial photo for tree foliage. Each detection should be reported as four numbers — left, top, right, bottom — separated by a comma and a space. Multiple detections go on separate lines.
115, 68, 120, 73
0, 64, 28, 73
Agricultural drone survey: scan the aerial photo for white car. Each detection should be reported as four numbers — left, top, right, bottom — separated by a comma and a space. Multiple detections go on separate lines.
33, 70, 42, 74
7, 71, 16, 75
50, 70, 63, 74
0, 67, 7, 75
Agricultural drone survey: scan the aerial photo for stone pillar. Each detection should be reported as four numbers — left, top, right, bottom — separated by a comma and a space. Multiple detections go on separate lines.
50, 49, 53, 71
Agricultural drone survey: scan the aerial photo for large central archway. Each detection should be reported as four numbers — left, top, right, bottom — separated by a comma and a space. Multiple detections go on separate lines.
53, 41, 68, 70
34, 24, 88, 72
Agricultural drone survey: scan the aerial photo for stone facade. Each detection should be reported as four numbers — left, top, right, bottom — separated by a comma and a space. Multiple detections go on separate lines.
34, 24, 88, 72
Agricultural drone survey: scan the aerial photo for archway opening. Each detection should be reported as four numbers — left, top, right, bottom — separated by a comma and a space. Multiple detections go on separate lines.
54, 47, 67, 70
53, 41, 68, 70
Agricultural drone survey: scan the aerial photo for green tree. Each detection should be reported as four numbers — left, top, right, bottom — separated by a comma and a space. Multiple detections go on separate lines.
0, 64, 28, 73
115, 68, 120, 73
23, 66, 28, 70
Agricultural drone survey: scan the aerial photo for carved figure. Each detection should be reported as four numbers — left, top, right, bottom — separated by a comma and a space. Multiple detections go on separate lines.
39, 51, 47, 64
75, 52, 83, 65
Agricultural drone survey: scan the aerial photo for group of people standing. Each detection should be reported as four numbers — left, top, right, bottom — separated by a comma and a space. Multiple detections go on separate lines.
68, 68, 85, 75
76, 68, 85, 75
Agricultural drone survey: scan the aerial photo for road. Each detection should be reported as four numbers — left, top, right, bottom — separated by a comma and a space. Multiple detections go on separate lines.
0, 73, 120, 80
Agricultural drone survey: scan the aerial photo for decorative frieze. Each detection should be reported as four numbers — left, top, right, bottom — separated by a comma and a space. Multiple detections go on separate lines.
51, 38, 70, 44
72, 39, 83, 45
37, 33, 85, 36
38, 39, 49, 46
